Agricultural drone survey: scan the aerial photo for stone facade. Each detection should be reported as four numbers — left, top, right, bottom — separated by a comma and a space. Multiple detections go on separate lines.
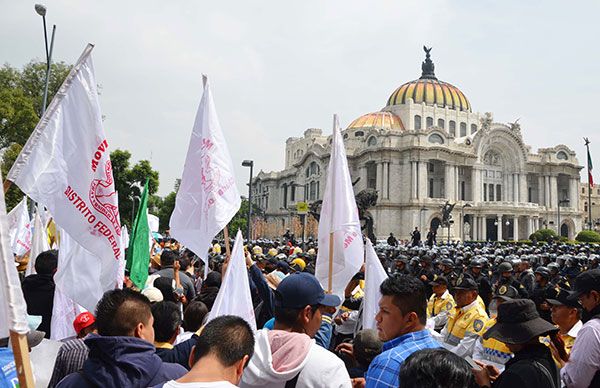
581, 183, 600, 230
252, 49, 583, 241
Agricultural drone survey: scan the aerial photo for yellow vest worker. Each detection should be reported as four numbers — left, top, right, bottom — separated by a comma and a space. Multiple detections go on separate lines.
437, 274, 489, 358
427, 276, 455, 331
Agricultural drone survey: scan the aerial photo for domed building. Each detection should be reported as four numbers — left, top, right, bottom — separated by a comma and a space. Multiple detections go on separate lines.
252, 47, 583, 241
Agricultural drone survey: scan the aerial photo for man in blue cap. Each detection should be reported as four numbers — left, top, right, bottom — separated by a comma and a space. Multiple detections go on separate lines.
240, 272, 351, 388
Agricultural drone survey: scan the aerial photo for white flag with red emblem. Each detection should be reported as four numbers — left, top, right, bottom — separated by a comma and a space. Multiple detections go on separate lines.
7, 197, 31, 257
170, 76, 241, 271
7, 44, 122, 306
315, 114, 364, 301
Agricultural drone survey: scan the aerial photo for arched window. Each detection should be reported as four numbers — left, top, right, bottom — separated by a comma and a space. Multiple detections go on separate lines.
428, 134, 444, 144
355, 131, 364, 137
449, 121, 456, 136
437, 118, 445, 129
367, 136, 377, 146
414, 115, 422, 130
460, 122, 467, 137
426, 117, 434, 128
557, 151, 568, 160
366, 162, 377, 189
471, 124, 477, 134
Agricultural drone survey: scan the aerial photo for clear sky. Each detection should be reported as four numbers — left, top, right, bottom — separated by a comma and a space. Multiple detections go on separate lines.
2, 0, 599, 195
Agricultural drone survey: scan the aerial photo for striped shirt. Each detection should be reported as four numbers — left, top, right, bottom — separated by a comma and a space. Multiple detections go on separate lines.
48, 338, 89, 388
365, 329, 441, 388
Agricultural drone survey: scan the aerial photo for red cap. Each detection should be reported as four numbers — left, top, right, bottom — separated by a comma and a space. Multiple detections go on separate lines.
73, 312, 95, 335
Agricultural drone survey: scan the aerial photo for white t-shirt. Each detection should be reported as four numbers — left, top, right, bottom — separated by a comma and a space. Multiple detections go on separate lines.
162, 380, 237, 388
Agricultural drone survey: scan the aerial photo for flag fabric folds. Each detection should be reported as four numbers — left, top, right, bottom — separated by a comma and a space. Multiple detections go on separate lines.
0, 172, 29, 338
7, 197, 31, 257
588, 146, 594, 186
205, 230, 256, 330
126, 180, 150, 289
315, 114, 364, 300
363, 239, 388, 330
7, 44, 122, 298
170, 75, 241, 271
26, 206, 51, 276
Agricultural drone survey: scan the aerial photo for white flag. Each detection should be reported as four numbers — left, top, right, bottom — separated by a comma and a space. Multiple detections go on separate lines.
147, 213, 159, 233
0, 172, 29, 338
170, 76, 241, 271
363, 239, 388, 330
121, 225, 130, 250
7, 44, 122, 305
7, 197, 31, 257
206, 230, 256, 330
53, 228, 104, 312
26, 206, 51, 276
316, 114, 364, 300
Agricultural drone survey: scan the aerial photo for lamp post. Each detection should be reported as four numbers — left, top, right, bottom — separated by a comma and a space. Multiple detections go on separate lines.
242, 160, 254, 240
34, 4, 56, 115
461, 203, 472, 241
558, 198, 570, 237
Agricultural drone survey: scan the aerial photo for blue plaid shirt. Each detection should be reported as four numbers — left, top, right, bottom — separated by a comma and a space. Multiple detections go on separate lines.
365, 329, 441, 388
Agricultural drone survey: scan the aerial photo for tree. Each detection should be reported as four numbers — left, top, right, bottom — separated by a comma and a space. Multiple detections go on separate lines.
158, 191, 177, 231
109, 149, 160, 228
227, 198, 263, 237
0, 143, 24, 211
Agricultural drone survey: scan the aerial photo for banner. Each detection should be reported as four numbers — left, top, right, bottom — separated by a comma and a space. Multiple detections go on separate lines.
7, 197, 31, 257
7, 44, 122, 301
363, 239, 388, 330
126, 180, 150, 289
315, 114, 364, 300
26, 207, 51, 276
170, 75, 240, 272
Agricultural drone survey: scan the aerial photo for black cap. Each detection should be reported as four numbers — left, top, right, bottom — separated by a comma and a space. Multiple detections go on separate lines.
274, 273, 341, 309
493, 285, 519, 301
568, 269, 600, 301
454, 274, 478, 290
429, 275, 448, 286
547, 288, 581, 308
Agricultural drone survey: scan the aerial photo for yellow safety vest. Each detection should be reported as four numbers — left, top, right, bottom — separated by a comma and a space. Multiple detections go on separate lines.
445, 302, 488, 346
427, 292, 455, 318
480, 318, 512, 364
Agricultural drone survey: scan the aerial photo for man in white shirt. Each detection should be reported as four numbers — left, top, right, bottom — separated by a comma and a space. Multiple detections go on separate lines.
161, 315, 255, 388
561, 269, 600, 388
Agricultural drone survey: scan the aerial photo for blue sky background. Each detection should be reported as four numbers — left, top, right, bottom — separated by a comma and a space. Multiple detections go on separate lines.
1, 0, 599, 195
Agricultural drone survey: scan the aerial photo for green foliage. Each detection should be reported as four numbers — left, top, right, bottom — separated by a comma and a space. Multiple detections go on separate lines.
109, 149, 160, 228
227, 198, 263, 237
0, 143, 24, 211
575, 230, 600, 243
158, 191, 177, 231
529, 228, 558, 243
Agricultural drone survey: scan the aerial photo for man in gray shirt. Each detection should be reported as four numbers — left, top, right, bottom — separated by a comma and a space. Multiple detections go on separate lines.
155, 250, 196, 301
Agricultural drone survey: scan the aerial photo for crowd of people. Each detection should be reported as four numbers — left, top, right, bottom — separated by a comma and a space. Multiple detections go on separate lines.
3, 228, 600, 388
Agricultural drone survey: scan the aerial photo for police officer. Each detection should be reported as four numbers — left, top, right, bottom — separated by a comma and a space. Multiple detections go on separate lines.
436, 274, 489, 358
531, 266, 556, 323
440, 258, 458, 291
494, 261, 529, 299
426, 276, 456, 331
467, 259, 493, 308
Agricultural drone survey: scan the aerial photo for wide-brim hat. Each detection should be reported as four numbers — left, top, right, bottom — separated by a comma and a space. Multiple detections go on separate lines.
483, 299, 558, 344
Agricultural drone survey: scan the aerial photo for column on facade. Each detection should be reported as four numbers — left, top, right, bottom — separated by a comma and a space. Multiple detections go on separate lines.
569, 177, 578, 210
479, 216, 485, 241
411, 161, 418, 199
519, 173, 528, 204
454, 166, 460, 201
524, 217, 531, 237
507, 172, 513, 202
359, 166, 367, 191
418, 161, 428, 199
471, 216, 477, 240
497, 214, 503, 241
382, 162, 389, 199
471, 167, 480, 203
445, 163, 455, 202
513, 216, 520, 240
544, 175, 551, 208
376, 162, 383, 196
512, 174, 518, 203
549, 175, 558, 209
538, 175, 545, 205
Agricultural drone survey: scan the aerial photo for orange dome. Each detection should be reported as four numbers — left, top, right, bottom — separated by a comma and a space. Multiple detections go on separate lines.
347, 111, 405, 131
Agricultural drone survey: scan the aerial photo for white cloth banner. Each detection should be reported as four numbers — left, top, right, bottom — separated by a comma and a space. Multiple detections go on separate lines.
363, 239, 388, 330
7, 44, 122, 301
0, 172, 29, 338
316, 114, 364, 301
7, 197, 31, 257
147, 213, 159, 233
26, 206, 51, 276
206, 230, 256, 330
170, 76, 241, 272
50, 286, 84, 340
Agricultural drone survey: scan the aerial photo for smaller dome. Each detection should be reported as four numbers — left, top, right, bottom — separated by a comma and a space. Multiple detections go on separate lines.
347, 111, 405, 131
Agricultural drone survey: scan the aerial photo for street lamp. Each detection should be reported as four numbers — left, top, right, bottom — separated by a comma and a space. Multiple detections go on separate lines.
558, 198, 570, 237
242, 160, 254, 240
34, 3, 56, 116
461, 203, 472, 241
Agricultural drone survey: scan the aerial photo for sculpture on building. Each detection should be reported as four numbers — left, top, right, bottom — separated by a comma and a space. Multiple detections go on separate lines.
463, 221, 471, 241
480, 112, 493, 131
441, 201, 456, 227
509, 118, 521, 132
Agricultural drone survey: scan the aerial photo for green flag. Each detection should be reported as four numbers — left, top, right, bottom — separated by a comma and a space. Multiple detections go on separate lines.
126, 179, 150, 289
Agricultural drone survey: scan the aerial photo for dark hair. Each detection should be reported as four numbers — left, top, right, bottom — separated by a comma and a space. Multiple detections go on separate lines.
178, 256, 191, 271
151, 301, 182, 342
160, 250, 179, 267
95, 288, 152, 337
153, 277, 178, 303
192, 315, 255, 367
273, 304, 319, 327
353, 329, 384, 367
183, 301, 208, 332
380, 274, 427, 324
34, 249, 58, 275
399, 348, 477, 388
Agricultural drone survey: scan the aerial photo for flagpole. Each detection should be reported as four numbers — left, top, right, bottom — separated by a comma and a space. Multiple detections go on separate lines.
585, 137, 593, 230
223, 226, 231, 259
3, 180, 11, 194
9, 330, 35, 387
